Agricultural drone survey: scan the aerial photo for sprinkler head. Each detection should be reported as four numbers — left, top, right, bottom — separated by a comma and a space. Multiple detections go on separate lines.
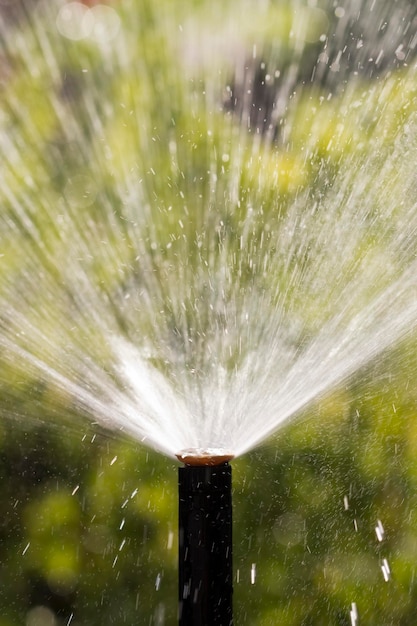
176, 448, 234, 466
178, 456, 233, 624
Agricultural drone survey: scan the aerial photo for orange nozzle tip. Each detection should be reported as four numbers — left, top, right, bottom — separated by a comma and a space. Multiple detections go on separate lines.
176, 448, 234, 466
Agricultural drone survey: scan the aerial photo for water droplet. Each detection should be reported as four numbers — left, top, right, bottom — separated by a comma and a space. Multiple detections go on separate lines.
381, 558, 391, 582
375, 519, 385, 542
350, 602, 359, 625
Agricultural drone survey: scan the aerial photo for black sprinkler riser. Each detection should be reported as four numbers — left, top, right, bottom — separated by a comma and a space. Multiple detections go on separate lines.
178, 463, 233, 626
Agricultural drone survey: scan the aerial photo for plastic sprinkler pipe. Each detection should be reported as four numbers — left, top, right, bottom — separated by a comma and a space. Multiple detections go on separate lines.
176, 449, 234, 626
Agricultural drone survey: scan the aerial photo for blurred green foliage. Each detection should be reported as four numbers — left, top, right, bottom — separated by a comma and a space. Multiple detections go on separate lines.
1, 0, 417, 624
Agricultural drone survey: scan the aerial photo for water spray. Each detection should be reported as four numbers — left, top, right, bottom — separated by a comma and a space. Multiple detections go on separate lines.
176, 449, 234, 626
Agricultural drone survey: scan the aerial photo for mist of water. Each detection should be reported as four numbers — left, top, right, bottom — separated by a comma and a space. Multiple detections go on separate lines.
1, 0, 417, 459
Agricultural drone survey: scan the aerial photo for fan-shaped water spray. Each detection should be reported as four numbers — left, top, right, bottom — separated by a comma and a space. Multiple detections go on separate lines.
1, 0, 417, 463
